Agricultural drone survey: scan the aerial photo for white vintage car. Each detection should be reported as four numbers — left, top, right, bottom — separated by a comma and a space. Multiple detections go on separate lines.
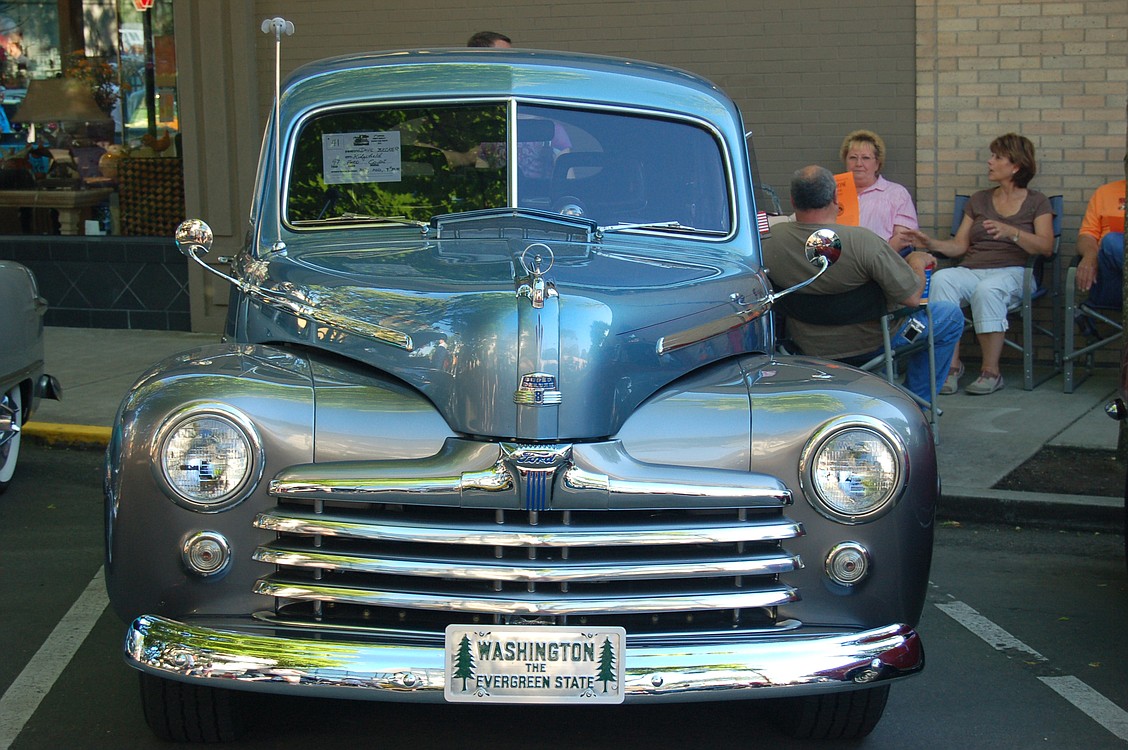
0, 260, 60, 492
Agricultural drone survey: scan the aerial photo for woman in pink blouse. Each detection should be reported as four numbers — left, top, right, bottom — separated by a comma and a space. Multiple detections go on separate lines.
840, 129, 919, 253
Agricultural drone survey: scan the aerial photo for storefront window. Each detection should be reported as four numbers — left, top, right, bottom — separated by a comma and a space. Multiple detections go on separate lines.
0, 0, 182, 236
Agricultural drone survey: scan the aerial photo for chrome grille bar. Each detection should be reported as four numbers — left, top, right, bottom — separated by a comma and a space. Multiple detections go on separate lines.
254, 577, 798, 615
254, 509, 803, 547
269, 438, 792, 511
257, 439, 802, 630
252, 545, 801, 582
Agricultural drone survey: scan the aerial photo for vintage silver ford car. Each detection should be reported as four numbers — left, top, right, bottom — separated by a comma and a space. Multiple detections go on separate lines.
0, 261, 59, 493
105, 44, 937, 742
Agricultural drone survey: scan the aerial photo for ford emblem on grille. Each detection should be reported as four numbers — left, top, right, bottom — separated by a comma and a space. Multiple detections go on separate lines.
513, 372, 562, 405
501, 444, 572, 511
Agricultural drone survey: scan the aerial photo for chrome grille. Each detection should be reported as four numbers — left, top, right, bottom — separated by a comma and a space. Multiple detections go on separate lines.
254, 500, 803, 634
254, 440, 800, 633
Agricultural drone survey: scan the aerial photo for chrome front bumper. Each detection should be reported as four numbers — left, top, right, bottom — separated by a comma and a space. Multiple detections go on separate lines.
125, 615, 923, 701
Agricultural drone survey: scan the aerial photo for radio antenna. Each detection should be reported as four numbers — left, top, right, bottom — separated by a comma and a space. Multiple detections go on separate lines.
260, 17, 295, 252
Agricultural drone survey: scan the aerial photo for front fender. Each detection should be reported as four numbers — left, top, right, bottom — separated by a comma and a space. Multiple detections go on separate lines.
105, 343, 461, 622
105, 344, 318, 622
616, 354, 937, 629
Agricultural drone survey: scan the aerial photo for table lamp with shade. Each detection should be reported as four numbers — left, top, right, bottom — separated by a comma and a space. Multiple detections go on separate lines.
10, 77, 113, 184
12, 77, 112, 147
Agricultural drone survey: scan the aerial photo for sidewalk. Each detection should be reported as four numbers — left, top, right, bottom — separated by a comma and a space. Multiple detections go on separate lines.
23, 326, 1125, 528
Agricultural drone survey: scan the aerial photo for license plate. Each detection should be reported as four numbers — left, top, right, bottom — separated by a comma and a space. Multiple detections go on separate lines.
444, 624, 626, 704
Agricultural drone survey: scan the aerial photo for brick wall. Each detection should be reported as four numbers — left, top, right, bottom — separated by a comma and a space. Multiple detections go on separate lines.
916, 0, 1127, 367
916, 0, 1125, 252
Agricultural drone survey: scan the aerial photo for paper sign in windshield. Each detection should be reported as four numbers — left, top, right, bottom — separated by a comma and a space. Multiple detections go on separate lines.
323, 131, 401, 185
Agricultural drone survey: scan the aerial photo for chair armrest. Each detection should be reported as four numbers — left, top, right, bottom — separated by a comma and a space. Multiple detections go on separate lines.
882, 304, 924, 324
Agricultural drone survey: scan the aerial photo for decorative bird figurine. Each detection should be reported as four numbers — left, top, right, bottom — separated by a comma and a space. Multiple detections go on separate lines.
140, 128, 172, 155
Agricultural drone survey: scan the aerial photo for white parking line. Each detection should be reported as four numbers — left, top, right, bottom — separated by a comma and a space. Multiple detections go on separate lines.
0, 567, 109, 750
938, 599, 1128, 743
1039, 676, 1128, 742
935, 600, 1046, 659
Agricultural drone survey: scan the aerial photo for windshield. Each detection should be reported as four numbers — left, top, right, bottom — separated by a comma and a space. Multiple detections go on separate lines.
286, 102, 731, 233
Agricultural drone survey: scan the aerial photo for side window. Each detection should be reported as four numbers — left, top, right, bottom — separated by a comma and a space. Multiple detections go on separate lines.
287, 104, 508, 225
519, 104, 731, 233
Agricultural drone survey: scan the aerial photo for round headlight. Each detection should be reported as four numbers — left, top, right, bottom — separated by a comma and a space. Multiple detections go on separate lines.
801, 419, 905, 523
155, 407, 262, 511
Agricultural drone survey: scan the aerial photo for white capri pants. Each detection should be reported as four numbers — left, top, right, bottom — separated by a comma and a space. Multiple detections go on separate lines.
928, 266, 1024, 334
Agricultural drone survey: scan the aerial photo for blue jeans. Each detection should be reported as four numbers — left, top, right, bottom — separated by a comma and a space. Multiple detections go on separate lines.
1085, 232, 1124, 310
864, 300, 964, 405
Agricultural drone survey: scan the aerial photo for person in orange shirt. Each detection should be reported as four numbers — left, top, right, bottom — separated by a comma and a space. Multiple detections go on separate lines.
1074, 173, 1126, 310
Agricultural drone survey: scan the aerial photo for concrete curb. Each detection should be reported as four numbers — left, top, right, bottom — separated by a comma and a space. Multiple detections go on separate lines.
24, 423, 111, 451
941, 486, 1124, 532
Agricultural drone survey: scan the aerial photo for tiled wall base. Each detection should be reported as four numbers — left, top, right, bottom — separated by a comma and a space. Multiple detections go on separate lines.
0, 235, 190, 330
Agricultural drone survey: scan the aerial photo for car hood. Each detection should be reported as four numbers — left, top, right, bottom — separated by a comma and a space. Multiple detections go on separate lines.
237, 232, 771, 440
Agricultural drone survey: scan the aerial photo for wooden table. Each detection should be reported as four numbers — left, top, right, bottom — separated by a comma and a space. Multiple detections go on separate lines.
0, 188, 114, 235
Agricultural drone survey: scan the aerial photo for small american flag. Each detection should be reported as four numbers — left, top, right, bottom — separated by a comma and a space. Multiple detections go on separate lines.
757, 211, 771, 235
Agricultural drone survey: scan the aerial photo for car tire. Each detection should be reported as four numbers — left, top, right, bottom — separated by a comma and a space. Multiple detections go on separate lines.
770, 684, 890, 740
138, 672, 243, 743
0, 385, 23, 494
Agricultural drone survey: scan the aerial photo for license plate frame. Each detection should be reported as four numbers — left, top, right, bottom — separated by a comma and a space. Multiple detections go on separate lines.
444, 624, 626, 704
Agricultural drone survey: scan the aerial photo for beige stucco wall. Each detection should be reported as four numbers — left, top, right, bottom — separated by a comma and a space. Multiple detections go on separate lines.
246, 0, 918, 199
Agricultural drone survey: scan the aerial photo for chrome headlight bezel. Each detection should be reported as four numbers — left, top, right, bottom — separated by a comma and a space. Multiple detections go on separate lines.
150, 404, 264, 512
799, 416, 907, 524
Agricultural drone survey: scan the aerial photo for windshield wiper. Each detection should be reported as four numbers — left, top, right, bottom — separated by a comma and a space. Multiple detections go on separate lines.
294, 213, 428, 228
598, 220, 701, 234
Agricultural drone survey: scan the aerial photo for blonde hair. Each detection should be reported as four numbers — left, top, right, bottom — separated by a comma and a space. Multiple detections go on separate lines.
840, 129, 886, 172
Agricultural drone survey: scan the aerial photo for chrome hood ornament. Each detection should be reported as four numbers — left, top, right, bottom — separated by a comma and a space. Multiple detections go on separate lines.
516, 243, 558, 309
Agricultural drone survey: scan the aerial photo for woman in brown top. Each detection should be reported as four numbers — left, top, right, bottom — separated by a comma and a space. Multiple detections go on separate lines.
906, 133, 1054, 395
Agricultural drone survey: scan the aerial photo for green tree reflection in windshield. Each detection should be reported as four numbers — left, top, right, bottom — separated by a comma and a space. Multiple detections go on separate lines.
288, 103, 508, 224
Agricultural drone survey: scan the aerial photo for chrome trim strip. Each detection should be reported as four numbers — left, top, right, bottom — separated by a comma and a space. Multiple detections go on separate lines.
252, 578, 798, 615
254, 509, 804, 547
245, 287, 414, 351
126, 615, 924, 701
252, 545, 802, 582
176, 220, 415, 351
561, 466, 787, 502
655, 296, 771, 356
270, 439, 792, 509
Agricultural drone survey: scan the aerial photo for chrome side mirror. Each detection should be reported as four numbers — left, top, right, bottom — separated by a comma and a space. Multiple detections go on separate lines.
768, 229, 838, 303
175, 219, 214, 257
654, 229, 840, 356
804, 228, 841, 266
175, 219, 243, 290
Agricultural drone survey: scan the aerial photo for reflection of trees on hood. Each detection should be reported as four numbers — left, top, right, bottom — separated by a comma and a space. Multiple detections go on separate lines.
285, 281, 519, 364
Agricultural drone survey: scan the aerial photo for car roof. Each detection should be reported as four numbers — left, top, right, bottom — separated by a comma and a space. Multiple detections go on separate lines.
279, 48, 739, 125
